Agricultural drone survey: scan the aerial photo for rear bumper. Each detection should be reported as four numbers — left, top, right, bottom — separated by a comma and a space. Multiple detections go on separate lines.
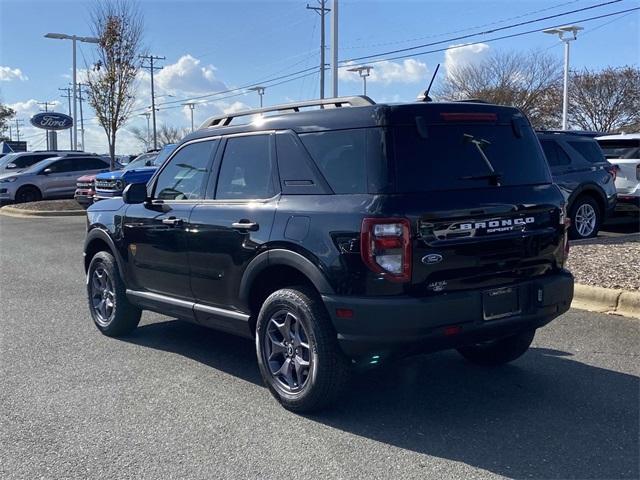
615, 194, 640, 211
322, 271, 573, 359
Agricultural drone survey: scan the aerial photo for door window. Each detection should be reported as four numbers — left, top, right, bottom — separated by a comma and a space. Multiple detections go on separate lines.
154, 140, 217, 200
215, 135, 275, 199
74, 157, 109, 170
46, 158, 76, 173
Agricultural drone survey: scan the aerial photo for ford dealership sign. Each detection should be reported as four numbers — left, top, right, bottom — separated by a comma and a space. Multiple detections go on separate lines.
30, 112, 73, 130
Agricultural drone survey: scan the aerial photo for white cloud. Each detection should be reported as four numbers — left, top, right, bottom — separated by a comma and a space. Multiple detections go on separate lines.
339, 59, 428, 85
155, 55, 227, 94
444, 43, 490, 77
0, 66, 28, 82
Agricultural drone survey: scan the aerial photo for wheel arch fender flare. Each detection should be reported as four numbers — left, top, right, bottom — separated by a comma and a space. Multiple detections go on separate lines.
84, 227, 126, 280
567, 183, 606, 214
239, 249, 335, 306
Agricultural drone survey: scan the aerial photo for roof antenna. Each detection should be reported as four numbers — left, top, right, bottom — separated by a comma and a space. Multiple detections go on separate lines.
417, 63, 440, 102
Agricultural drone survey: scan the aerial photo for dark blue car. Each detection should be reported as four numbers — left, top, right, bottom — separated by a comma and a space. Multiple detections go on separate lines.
94, 144, 176, 200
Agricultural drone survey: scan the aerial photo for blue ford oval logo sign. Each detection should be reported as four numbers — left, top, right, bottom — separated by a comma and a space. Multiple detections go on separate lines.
30, 112, 73, 131
421, 253, 443, 265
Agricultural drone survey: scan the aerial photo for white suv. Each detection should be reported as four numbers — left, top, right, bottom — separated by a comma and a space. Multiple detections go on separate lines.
596, 133, 640, 212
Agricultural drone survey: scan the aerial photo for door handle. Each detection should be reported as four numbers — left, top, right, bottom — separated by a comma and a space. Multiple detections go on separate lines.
232, 220, 259, 231
162, 217, 184, 226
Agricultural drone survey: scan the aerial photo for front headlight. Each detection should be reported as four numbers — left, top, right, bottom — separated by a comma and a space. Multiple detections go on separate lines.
0, 177, 18, 183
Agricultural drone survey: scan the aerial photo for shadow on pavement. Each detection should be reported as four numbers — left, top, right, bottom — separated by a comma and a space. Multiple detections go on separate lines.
124, 320, 639, 479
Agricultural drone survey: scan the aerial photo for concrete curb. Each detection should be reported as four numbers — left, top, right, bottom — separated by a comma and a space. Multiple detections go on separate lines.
0, 205, 86, 217
572, 284, 640, 319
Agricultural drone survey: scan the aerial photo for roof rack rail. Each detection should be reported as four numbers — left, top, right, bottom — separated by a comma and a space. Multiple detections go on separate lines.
199, 95, 375, 129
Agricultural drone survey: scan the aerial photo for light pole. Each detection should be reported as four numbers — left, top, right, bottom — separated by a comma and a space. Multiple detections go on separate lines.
45, 33, 99, 150
182, 102, 196, 131
249, 86, 266, 108
140, 112, 151, 150
543, 25, 583, 131
347, 66, 373, 96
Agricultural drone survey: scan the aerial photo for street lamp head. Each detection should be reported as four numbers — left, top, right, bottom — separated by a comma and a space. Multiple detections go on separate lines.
78, 36, 100, 44
45, 32, 70, 40
249, 86, 266, 94
543, 24, 583, 40
347, 65, 373, 78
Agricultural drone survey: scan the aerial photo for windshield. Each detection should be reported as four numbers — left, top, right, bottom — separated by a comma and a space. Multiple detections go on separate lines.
153, 144, 176, 166
124, 153, 157, 171
0, 153, 19, 168
394, 121, 551, 192
597, 139, 640, 159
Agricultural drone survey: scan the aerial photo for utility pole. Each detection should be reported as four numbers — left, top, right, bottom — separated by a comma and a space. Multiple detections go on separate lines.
38, 101, 55, 149
14, 119, 24, 142
140, 54, 165, 149
77, 83, 86, 150
182, 102, 197, 132
307, 0, 330, 99
331, 0, 338, 97
59, 87, 73, 148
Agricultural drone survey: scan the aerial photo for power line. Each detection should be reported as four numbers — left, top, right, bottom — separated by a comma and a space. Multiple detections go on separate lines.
343, 0, 624, 63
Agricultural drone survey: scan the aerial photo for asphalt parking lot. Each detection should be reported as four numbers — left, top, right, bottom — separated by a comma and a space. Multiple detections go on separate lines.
1, 215, 638, 480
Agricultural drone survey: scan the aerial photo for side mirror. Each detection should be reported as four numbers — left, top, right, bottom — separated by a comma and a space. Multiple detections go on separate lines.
122, 182, 148, 204
5, 163, 17, 169
42, 168, 53, 175
144, 160, 153, 166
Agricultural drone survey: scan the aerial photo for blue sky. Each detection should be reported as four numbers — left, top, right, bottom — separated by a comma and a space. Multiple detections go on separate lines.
1, 0, 638, 153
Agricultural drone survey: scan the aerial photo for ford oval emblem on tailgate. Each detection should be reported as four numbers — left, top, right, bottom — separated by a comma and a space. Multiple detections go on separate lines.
422, 253, 443, 265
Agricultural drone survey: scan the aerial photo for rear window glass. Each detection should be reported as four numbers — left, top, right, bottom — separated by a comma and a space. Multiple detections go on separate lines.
394, 122, 551, 192
597, 139, 640, 159
540, 140, 571, 167
568, 140, 605, 164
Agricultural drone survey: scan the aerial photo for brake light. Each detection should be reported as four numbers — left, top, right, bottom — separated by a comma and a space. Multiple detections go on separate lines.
440, 112, 497, 122
606, 164, 618, 182
361, 218, 412, 283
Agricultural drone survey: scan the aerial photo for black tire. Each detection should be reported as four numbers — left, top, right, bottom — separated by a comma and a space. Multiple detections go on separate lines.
86, 251, 141, 337
569, 196, 601, 239
255, 286, 351, 413
457, 329, 536, 366
14, 185, 42, 204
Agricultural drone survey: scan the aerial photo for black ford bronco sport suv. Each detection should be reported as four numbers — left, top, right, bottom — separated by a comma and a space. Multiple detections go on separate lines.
84, 96, 574, 412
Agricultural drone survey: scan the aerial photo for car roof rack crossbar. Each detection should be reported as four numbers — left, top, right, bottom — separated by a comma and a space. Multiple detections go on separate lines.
199, 95, 375, 129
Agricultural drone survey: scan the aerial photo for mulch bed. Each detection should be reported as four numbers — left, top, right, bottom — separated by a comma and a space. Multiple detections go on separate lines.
6, 200, 83, 211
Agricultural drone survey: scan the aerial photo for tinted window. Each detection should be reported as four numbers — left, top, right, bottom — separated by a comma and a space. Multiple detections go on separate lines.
216, 135, 275, 199
540, 140, 571, 167
275, 132, 325, 194
597, 139, 640, 159
154, 141, 216, 200
74, 158, 109, 170
568, 140, 605, 164
395, 123, 551, 192
11, 154, 51, 169
46, 158, 76, 173
299, 129, 367, 193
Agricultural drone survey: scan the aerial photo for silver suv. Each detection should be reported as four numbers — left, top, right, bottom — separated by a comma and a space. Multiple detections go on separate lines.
0, 150, 93, 175
0, 155, 110, 203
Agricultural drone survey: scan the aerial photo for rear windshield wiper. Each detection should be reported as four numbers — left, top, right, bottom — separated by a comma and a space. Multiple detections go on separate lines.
460, 133, 502, 186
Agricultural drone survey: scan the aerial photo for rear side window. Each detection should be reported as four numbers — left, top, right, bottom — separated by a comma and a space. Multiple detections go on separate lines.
299, 129, 367, 194
540, 140, 571, 167
74, 158, 109, 170
394, 123, 551, 192
568, 140, 605, 164
275, 132, 326, 194
216, 135, 275, 200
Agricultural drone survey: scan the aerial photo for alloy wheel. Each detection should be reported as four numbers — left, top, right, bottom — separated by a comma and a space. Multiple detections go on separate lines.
263, 309, 312, 392
574, 203, 597, 237
90, 266, 115, 326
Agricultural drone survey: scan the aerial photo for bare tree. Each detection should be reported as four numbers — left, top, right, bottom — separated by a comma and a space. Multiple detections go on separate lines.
437, 50, 563, 129
85, 0, 144, 169
568, 66, 640, 133
128, 125, 149, 151
157, 124, 188, 146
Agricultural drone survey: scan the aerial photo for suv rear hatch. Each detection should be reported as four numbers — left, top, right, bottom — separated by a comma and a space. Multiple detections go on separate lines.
364, 104, 567, 296
597, 138, 640, 197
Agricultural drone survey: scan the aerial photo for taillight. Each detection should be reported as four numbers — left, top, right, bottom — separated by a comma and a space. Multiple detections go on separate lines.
361, 218, 412, 283
606, 164, 618, 182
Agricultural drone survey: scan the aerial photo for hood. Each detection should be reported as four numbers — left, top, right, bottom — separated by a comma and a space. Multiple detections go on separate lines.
95, 170, 125, 181
87, 197, 125, 213
77, 174, 97, 182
